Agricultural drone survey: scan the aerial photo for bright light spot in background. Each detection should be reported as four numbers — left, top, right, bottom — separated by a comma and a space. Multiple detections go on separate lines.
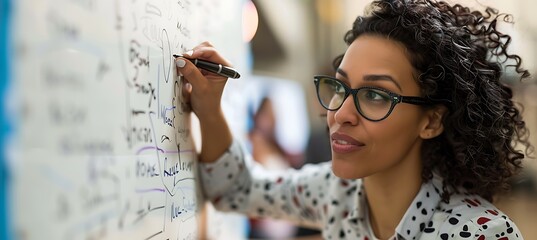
242, 0, 259, 42
315, 0, 343, 24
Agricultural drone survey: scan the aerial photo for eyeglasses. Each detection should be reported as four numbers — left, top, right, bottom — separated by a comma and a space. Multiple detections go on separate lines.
314, 75, 437, 122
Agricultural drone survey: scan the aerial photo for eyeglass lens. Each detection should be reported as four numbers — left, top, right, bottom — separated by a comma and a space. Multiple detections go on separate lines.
316, 77, 394, 121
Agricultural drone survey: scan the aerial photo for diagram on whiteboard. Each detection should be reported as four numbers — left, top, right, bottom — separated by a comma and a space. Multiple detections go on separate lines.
7, 0, 244, 239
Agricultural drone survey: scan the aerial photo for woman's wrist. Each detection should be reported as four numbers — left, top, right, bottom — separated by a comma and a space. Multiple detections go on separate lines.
199, 108, 233, 163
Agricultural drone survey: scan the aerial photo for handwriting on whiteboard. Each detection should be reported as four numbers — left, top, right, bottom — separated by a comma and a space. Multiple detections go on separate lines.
11, 0, 220, 239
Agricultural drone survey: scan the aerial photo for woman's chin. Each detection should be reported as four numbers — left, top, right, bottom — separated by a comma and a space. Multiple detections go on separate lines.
331, 160, 366, 179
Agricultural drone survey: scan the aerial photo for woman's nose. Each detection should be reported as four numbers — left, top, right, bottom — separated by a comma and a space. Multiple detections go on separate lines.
333, 97, 360, 126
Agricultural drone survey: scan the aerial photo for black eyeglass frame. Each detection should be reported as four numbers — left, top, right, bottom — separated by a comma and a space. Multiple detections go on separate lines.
313, 75, 442, 122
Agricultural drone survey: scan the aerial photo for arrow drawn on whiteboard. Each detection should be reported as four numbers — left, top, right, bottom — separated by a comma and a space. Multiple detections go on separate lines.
161, 135, 170, 143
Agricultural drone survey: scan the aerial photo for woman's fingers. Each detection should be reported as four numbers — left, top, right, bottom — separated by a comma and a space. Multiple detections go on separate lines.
181, 81, 192, 104
179, 75, 193, 113
176, 57, 205, 88
175, 42, 230, 119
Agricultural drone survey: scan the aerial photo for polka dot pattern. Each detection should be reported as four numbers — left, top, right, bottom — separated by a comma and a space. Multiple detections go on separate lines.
199, 140, 524, 239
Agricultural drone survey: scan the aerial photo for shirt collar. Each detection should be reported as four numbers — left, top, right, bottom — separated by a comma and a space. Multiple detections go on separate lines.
395, 176, 442, 239
345, 180, 367, 231
345, 177, 443, 240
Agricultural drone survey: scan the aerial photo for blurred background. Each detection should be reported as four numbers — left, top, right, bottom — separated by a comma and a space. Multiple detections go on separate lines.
242, 0, 537, 239
4, 0, 535, 239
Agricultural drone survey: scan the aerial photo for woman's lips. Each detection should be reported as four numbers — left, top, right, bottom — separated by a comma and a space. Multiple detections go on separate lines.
330, 132, 365, 153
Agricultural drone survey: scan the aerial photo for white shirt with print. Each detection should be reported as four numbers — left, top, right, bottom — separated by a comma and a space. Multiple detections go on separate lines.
199, 140, 523, 240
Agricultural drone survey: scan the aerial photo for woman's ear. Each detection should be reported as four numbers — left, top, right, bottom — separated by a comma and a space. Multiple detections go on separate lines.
420, 105, 448, 139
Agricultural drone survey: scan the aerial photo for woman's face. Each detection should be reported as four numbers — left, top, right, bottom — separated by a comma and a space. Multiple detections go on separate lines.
328, 34, 430, 179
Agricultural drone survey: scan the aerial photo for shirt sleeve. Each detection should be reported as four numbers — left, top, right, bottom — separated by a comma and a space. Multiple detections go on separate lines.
198, 139, 332, 228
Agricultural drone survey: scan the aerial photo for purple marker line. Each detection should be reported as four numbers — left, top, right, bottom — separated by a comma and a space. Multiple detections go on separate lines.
136, 146, 165, 155
135, 188, 165, 193
136, 146, 164, 155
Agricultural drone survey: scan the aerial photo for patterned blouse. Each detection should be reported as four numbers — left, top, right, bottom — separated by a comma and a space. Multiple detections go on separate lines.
199, 140, 523, 240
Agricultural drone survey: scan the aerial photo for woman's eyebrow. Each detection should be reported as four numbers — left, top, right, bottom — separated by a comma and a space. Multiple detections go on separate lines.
337, 68, 402, 91
363, 74, 402, 91
336, 68, 349, 79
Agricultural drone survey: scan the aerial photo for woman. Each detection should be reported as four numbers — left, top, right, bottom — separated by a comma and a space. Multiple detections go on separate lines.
176, 0, 533, 239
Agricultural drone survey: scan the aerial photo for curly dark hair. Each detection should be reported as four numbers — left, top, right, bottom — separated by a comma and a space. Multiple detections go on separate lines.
332, 0, 533, 202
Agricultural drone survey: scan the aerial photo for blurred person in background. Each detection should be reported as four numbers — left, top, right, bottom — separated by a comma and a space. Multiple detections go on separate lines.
246, 78, 310, 239
247, 78, 310, 170
177, 0, 534, 239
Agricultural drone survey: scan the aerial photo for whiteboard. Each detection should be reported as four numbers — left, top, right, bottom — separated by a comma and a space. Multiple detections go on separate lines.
8, 0, 247, 239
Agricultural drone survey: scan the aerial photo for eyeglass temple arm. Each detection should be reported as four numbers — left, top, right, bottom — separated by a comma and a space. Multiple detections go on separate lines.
400, 96, 452, 105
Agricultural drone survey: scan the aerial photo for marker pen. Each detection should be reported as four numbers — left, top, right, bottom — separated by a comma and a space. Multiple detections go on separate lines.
173, 54, 241, 79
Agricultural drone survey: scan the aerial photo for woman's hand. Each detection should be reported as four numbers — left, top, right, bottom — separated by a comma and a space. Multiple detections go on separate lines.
177, 41, 231, 121
176, 41, 233, 163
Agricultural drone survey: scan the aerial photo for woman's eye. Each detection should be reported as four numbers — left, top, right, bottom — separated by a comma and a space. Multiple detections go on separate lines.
334, 84, 345, 93
364, 90, 388, 101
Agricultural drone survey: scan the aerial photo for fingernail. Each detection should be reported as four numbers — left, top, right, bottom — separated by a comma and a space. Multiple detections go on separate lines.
176, 59, 186, 68
185, 50, 194, 56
